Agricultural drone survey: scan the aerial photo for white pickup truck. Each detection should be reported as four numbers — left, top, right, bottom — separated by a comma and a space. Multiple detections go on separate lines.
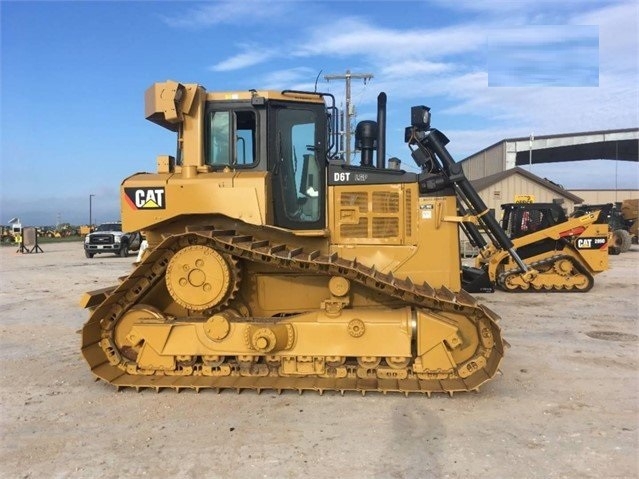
84, 222, 142, 258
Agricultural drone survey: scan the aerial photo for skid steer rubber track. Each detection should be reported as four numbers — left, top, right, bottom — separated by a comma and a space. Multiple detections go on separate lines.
497, 254, 594, 292
81, 227, 505, 396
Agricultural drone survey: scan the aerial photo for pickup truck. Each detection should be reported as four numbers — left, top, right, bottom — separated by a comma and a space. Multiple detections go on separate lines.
84, 222, 142, 258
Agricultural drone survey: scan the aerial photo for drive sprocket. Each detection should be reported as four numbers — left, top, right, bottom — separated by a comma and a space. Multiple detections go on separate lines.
165, 245, 240, 311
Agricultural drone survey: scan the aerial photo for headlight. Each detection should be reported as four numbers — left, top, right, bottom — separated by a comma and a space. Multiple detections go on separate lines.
114, 236, 121, 243
411, 105, 431, 129
84, 236, 90, 244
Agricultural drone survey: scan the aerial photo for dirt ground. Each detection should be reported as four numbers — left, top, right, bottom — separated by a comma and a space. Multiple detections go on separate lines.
0, 241, 637, 479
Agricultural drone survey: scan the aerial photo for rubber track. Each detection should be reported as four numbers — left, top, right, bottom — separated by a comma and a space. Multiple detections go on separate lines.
81, 227, 504, 395
497, 254, 594, 292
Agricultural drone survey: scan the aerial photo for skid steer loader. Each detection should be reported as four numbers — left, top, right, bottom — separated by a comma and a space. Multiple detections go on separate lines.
467, 202, 609, 292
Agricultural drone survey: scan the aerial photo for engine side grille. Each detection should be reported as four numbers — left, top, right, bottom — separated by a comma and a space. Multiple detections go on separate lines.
372, 217, 399, 238
340, 192, 368, 212
335, 187, 403, 244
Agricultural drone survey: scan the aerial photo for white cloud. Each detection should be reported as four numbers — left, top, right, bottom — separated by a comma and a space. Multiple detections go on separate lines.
293, 17, 484, 60
260, 67, 319, 90
429, 0, 607, 18
571, 1, 638, 75
380, 61, 454, 78
438, 69, 637, 132
209, 46, 277, 72
486, 24, 598, 46
161, 1, 288, 28
196, 1, 636, 165
367, 2, 636, 142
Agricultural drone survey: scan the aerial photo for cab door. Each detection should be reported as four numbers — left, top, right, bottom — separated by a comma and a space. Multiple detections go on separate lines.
268, 102, 326, 230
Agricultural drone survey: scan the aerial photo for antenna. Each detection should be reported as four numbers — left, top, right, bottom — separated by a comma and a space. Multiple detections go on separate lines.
314, 69, 323, 93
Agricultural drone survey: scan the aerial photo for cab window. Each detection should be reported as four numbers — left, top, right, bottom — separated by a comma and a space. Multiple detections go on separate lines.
207, 110, 256, 167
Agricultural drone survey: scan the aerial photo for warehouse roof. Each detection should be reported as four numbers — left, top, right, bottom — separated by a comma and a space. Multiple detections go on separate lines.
461, 128, 639, 166
469, 166, 584, 203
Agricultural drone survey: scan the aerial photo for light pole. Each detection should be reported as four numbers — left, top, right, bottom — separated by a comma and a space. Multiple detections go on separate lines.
529, 133, 534, 172
89, 194, 95, 231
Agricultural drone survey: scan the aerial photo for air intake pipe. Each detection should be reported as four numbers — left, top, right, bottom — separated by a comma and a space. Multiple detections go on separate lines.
355, 121, 377, 167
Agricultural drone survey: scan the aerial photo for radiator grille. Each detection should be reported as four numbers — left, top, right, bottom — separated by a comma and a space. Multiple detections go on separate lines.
372, 191, 399, 213
337, 189, 402, 242
340, 192, 368, 212
372, 218, 399, 238
341, 218, 368, 238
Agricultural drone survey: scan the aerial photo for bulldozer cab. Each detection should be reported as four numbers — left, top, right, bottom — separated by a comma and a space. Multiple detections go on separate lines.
204, 99, 328, 229
140, 83, 337, 233
500, 203, 567, 239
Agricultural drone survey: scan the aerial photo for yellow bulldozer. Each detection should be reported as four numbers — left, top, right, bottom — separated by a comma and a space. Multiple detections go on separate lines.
80, 81, 508, 395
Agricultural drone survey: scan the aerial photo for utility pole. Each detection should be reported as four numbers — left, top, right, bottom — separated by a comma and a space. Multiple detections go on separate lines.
324, 70, 373, 164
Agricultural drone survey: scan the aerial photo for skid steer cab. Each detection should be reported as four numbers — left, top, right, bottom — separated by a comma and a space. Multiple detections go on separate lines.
501, 202, 609, 253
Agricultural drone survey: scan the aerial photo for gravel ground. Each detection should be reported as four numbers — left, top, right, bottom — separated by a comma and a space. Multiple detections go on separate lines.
1, 241, 637, 479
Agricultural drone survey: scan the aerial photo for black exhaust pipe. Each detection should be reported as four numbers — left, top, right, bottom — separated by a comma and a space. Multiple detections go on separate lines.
376, 93, 387, 169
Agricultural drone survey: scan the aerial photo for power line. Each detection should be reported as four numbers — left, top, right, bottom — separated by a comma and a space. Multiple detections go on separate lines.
324, 70, 373, 164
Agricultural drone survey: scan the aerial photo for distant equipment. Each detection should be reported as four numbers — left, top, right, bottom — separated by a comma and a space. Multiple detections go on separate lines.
17, 227, 44, 254
1, 218, 22, 244
573, 200, 638, 253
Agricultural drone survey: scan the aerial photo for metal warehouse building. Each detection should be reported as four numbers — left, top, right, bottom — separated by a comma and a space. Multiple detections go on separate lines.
460, 128, 639, 213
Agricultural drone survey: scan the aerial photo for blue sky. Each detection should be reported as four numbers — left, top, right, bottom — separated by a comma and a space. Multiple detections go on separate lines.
1, 0, 638, 226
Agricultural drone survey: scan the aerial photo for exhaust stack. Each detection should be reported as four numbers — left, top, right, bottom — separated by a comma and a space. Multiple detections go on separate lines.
376, 92, 387, 169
